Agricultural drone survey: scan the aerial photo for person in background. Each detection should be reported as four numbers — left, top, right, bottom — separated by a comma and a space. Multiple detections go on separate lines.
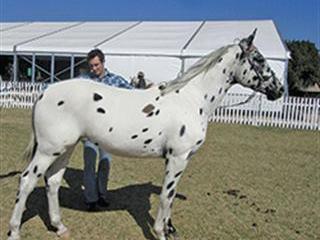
81, 48, 133, 211
130, 71, 154, 89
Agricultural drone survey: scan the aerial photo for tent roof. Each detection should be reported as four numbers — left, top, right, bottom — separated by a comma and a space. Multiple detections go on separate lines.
0, 20, 288, 59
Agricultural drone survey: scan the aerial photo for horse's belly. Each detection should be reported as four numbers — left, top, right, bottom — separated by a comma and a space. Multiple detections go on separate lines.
98, 139, 164, 158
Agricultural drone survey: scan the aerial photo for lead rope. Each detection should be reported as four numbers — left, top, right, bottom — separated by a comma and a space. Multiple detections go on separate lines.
218, 92, 256, 109
208, 92, 257, 121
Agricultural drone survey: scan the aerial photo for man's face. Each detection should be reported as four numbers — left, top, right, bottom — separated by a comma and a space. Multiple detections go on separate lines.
89, 56, 105, 77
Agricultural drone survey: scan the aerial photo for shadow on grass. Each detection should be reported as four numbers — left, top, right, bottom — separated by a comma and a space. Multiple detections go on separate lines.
21, 167, 186, 240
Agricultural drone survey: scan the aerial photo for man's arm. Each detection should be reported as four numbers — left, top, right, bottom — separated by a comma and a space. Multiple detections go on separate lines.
106, 74, 134, 89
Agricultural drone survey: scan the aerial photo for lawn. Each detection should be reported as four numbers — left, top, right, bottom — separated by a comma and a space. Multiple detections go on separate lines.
0, 108, 319, 240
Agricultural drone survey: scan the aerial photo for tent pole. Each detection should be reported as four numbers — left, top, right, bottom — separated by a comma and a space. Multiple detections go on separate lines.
13, 52, 18, 82
50, 54, 55, 83
180, 57, 185, 76
70, 54, 75, 78
31, 53, 36, 83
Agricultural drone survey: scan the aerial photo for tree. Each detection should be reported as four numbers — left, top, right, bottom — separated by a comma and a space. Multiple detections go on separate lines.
286, 40, 320, 95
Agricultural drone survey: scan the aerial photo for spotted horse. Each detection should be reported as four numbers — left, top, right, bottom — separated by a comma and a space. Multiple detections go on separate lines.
8, 29, 284, 240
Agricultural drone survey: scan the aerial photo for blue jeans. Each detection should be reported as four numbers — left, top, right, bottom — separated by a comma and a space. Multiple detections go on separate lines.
83, 140, 111, 203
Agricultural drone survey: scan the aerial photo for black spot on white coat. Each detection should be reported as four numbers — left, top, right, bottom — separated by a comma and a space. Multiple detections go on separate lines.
168, 189, 175, 198
175, 171, 183, 178
142, 104, 155, 113
167, 181, 175, 190
22, 171, 29, 177
93, 93, 103, 101
97, 108, 106, 114
180, 125, 186, 137
144, 139, 153, 144
147, 112, 154, 117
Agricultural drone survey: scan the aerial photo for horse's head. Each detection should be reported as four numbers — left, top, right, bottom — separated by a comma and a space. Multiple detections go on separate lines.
233, 29, 284, 100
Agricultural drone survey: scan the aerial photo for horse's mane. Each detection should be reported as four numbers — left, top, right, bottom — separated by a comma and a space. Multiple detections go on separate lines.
160, 45, 232, 95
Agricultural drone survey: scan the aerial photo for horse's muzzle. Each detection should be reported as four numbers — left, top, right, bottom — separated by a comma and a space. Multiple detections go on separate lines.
266, 86, 284, 101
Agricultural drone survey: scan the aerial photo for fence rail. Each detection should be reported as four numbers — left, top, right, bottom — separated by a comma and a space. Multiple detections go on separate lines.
1, 82, 319, 131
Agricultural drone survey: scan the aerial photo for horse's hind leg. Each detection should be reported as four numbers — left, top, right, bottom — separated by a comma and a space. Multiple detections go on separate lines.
45, 147, 74, 239
154, 152, 189, 240
8, 151, 57, 240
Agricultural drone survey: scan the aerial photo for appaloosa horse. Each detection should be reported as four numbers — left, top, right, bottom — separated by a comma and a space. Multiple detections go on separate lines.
8, 29, 283, 240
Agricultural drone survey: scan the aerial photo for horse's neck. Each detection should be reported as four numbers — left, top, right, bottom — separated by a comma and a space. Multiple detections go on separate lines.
185, 51, 237, 115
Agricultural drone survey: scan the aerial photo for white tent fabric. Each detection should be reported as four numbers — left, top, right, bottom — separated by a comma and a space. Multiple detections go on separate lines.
183, 20, 287, 59
0, 22, 30, 32
15, 22, 139, 54
1, 22, 79, 52
0, 20, 289, 92
99, 21, 202, 56
106, 55, 182, 85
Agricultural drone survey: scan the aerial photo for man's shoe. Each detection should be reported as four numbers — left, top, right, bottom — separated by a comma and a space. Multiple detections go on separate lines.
97, 198, 110, 208
86, 202, 98, 211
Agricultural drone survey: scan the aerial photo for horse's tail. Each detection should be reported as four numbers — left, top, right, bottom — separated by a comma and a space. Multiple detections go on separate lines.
23, 99, 39, 162
23, 130, 37, 162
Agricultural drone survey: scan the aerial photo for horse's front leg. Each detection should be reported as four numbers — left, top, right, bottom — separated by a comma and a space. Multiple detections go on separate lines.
154, 152, 189, 240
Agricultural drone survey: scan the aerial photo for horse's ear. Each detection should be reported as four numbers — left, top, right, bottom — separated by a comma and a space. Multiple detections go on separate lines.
240, 28, 257, 52
247, 28, 257, 46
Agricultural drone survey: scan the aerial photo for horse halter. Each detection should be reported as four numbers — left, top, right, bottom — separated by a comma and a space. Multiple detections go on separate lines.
218, 44, 263, 110
239, 44, 270, 88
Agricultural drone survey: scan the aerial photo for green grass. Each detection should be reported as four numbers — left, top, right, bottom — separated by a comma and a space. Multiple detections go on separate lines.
0, 108, 319, 240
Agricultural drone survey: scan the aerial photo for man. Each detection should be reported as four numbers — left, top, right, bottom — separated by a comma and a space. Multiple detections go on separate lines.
130, 71, 154, 89
81, 49, 133, 211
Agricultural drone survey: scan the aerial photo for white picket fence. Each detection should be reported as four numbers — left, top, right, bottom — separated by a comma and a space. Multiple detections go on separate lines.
0, 82, 46, 109
1, 82, 319, 131
212, 94, 320, 130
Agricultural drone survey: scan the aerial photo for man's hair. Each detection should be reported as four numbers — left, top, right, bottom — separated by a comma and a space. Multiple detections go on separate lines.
87, 48, 105, 63
137, 71, 144, 78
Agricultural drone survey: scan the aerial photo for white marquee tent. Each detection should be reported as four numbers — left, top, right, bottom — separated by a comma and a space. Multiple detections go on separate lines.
0, 20, 289, 94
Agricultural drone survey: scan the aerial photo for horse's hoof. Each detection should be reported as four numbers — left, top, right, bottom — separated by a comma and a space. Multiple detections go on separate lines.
167, 232, 179, 240
172, 233, 180, 240
7, 230, 20, 240
58, 229, 70, 239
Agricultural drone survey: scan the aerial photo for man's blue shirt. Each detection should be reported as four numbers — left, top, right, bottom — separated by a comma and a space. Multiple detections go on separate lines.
82, 69, 133, 89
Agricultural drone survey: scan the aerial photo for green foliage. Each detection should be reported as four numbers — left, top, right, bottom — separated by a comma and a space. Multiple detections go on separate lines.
286, 41, 320, 93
